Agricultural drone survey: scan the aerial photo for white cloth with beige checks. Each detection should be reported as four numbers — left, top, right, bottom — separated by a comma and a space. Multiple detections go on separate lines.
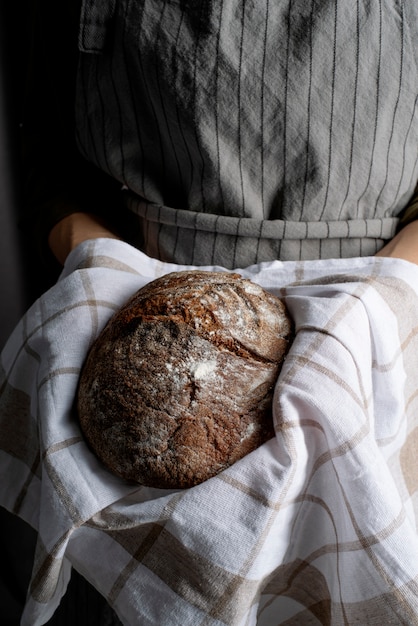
1, 238, 418, 625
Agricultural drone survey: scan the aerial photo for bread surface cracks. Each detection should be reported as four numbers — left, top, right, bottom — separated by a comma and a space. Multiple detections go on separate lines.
77, 270, 293, 488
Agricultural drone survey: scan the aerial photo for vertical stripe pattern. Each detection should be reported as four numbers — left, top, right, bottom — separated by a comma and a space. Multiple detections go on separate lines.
76, 0, 418, 267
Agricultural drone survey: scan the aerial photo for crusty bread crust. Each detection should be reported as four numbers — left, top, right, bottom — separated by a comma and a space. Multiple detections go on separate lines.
77, 270, 293, 488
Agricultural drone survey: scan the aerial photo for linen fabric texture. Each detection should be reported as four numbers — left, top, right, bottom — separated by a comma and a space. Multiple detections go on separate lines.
75, 0, 418, 266
1, 238, 418, 624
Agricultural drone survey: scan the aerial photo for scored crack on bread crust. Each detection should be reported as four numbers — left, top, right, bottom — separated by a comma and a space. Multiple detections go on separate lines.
77, 270, 293, 488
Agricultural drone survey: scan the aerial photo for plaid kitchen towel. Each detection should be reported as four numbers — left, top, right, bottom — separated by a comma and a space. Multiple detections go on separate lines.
1, 238, 418, 625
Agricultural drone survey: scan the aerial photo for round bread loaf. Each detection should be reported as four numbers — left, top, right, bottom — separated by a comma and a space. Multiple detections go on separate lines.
77, 270, 293, 488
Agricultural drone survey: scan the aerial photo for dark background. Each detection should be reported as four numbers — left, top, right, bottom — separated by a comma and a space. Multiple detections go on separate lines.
0, 3, 41, 623
0, 4, 117, 623
0, 1, 29, 350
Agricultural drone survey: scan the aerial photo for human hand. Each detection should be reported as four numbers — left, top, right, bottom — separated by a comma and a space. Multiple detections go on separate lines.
48, 212, 121, 265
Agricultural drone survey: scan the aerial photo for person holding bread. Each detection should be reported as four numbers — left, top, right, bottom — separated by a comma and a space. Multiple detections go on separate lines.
4, 0, 418, 624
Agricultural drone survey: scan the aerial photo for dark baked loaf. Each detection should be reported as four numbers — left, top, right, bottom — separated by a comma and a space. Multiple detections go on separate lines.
77, 270, 293, 488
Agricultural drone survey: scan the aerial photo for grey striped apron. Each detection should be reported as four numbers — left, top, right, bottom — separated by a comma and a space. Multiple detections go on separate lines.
75, 0, 418, 268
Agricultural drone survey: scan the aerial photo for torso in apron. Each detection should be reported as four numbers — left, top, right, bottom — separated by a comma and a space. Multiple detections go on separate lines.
75, 0, 418, 267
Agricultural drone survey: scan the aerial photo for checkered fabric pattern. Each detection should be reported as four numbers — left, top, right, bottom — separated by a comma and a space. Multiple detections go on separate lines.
1, 238, 418, 625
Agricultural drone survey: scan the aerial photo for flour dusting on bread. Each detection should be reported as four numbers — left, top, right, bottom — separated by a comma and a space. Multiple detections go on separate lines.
77, 270, 293, 488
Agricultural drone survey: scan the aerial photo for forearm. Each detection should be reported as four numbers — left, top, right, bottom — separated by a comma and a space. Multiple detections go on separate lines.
375, 179, 418, 263
48, 213, 121, 266
376, 220, 418, 264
